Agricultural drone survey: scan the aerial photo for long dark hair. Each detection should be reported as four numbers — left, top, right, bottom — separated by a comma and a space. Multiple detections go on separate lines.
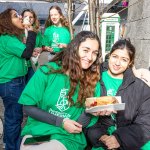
0, 8, 23, 37
42, 31, 101, 106
45, 5, 69, 29
110, 39, 136, 67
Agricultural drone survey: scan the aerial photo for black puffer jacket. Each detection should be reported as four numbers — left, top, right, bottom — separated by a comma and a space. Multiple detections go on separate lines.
100, 63, 150, 150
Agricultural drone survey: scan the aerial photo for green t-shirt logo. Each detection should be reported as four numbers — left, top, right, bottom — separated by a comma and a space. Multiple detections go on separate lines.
56, 88, 69, 112
107, 89, 117, 96
52, 32, 59, 48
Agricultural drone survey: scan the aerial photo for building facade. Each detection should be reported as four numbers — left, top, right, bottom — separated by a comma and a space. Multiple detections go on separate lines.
126, 0, 150, 69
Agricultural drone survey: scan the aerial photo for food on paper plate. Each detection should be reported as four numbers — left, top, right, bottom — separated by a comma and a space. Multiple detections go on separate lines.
85, 96, 119, 108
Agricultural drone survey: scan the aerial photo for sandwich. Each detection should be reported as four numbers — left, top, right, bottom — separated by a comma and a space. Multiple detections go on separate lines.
85, 96, 118, 108
23, 16, 31, 38
23, 16, 31, 26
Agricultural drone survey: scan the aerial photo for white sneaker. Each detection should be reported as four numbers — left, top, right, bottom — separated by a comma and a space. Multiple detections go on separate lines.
3, 142, 5, 149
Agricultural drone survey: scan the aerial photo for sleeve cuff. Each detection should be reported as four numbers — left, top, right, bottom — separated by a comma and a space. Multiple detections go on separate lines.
56, 117, 64, 127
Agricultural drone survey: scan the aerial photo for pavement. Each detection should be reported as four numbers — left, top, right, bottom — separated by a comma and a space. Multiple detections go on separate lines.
0, 98, 4, 150
0, 51, 49, 150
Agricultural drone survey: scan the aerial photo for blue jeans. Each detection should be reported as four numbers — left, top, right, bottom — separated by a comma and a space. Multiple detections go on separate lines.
0, 76, 26, 150
25, 67, 35, 84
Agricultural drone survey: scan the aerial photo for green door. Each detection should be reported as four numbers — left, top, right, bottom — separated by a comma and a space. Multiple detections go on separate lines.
105, 26, 115, 52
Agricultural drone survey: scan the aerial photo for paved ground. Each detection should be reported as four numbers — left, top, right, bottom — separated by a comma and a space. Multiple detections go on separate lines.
0, 52, 49, 150
0, 98, 4, 149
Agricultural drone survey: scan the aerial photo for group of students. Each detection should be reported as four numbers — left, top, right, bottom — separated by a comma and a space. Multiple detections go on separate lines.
0, 5, 150, 150
0, 5, 70, 150
22, 6, 71, 80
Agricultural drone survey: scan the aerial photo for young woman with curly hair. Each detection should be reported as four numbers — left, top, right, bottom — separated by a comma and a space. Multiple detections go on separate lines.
43, 5, 71, 60
0, 8, 36, 150
19, 31, 101, 150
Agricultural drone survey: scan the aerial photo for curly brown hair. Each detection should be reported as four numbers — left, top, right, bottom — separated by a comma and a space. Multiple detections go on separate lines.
45, 5, 69, 30
41, 31, 101, 106
0, 8, 23, 38
21, 9, 40, 33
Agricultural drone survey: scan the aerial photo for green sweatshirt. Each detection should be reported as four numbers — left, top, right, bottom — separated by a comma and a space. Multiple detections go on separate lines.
19, 62, 100, 150
0, 34, 28, 83
43, 25, 71, 53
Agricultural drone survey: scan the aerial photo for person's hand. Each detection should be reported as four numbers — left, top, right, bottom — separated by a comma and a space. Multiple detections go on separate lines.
91, 110, 117, 116
100, 135, 120, 149
45, 46, 53, 52
63, 119, 82, 134
32, 48, 41, 57
58, 43, 67, 48
34, 47, 42, 53
22, 37, 26, 44
25, 25, 34, 31
132, 66, 150, 87
32, 51, 39, 57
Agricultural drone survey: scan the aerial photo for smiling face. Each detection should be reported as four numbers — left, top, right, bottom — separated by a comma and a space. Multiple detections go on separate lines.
108, 48, 131, 78
11, 10, 24, 29
49, 8, 62, 26
78, 38, 99, 70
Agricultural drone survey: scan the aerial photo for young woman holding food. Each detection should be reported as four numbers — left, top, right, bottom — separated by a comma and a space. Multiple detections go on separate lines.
85, 39, 150, 150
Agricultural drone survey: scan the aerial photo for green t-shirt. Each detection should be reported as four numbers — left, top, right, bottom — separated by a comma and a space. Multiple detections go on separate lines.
19, 62, 100, 150
35, 31, 43, 48
102, 71, 123, 96
102, 71, 123, 136
141, 141, 150, 150
43, 25, 71, 53
91, 72, 123, 150
0, 34, 28, 83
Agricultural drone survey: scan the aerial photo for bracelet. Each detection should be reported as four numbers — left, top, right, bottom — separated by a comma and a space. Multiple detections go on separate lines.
62, 118, 69, 129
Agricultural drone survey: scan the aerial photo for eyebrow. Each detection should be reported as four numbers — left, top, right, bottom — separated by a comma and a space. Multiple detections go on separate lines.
82, 46, 98, 51
112, 54, 130, 60
13, 12, 19, 17
122, 57, 130, 60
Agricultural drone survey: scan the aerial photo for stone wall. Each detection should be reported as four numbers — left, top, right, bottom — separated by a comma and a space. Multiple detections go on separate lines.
126, 0, 150, 69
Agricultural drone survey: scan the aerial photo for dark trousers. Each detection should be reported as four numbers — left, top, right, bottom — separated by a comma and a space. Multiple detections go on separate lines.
0, 76, 26, 150
85, 116, 115, 148
85, 124, 108, 148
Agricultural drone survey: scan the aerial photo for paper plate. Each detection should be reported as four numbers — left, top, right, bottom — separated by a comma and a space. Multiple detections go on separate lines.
85, 103, 125, 113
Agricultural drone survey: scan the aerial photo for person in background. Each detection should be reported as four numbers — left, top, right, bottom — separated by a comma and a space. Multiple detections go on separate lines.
43, 5, 71, 60
21, 9, 43, 83
19, 31, 101, 150
132, 66, 150, 87
85, 39, 150, 150
0, 8, 36, 150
